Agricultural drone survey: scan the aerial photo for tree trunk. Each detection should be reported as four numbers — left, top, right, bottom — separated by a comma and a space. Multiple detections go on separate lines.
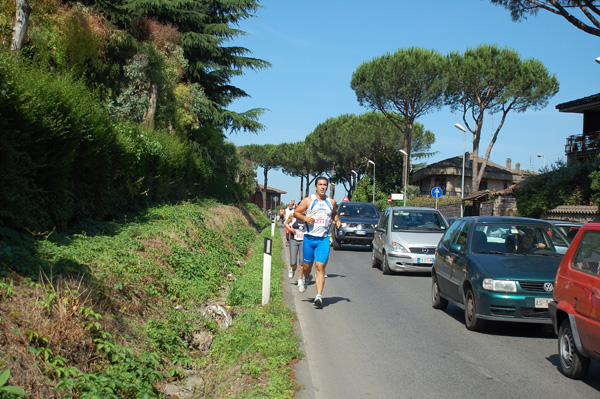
329, 163, 336, 199
403, 120, 413, 190
262, 168, 268, 213
142, 84, 158, 128
11, 0, 31, 51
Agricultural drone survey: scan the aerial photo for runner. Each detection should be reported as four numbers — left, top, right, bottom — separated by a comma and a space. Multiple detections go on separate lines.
284, 209, 304, 279
284, 199, 295, 246
294, 177, 341, 308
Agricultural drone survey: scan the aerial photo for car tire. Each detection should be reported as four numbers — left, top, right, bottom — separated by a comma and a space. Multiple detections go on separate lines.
431, 274, 448, 310
332, 233, 341, 250
558, 318, 591, 379
381, 252, 392, 275
371, 249, 379, 268
464, 288, 485, 331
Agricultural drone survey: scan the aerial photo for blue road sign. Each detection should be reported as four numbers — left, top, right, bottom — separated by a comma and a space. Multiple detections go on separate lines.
431, 187, 443, 199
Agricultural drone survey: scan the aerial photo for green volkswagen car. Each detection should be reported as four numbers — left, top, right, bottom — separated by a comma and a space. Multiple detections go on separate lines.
431, 216, 569, 331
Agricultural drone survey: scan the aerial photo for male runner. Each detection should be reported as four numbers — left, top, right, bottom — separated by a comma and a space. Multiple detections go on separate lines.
294, 177, 341, 308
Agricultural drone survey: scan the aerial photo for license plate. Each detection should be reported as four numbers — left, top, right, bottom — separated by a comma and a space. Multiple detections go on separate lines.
535, 298, 552, 309
355, 230, 366, 236
417, 257, 433, 264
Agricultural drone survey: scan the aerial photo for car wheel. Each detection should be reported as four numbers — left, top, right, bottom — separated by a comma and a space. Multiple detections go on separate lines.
431, 274, 448, 310
558, 318, 591, 379
464, 288, 485, 331
381, 252, 392, 275
371, 249, 379, 268
332, 234, 341, 250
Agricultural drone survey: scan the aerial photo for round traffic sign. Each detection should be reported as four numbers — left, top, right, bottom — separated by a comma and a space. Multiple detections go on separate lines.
388, 197, 392, 204
431, 187, 442, 199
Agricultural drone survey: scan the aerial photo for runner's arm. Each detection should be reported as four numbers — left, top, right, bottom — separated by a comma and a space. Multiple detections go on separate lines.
294, 198, 314, 224
330, 200, 342, 228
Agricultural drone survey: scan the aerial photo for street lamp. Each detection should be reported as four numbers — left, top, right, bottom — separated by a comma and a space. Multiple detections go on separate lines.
351, 170, 358, 197
367, 159, 375, 203
454, 123, 467, 218
537, 153, 546, 169
399, 149, 408, 206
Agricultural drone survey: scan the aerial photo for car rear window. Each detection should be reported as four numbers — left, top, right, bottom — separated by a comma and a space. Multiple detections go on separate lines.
572, 230, 600, 276
338, 203, 378, 218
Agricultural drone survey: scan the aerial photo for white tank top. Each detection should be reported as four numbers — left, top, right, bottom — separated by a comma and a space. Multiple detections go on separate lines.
304, 194, 333, 238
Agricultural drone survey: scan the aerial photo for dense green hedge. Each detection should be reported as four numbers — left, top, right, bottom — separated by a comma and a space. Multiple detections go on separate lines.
0, 51, 247, 233
514, 159, 600, 218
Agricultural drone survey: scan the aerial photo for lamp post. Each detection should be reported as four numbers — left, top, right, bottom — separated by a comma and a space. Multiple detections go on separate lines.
537, 153, 546, 169
454, 123, 467, 217
399, 149, 408, 206
367, 159, 375, 203
351, 169, 358, 193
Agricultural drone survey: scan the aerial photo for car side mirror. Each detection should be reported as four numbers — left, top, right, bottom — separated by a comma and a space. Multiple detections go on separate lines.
375, 226, 384, 233
449, 243, 463, 254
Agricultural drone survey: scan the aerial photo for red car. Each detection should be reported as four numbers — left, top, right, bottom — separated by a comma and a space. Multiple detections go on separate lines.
549, 222, 600, 379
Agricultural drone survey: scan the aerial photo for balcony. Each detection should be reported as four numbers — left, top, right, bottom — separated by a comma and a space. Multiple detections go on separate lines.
565, 132, 600, 160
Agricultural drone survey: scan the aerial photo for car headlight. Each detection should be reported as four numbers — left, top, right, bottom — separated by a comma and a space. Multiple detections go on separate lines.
340, 223, 347, 227
483, 279, 517, 292
390, 241, 409, 253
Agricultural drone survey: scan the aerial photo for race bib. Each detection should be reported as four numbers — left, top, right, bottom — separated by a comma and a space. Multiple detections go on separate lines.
294, 230, 304, 241
314, 212, 328, 226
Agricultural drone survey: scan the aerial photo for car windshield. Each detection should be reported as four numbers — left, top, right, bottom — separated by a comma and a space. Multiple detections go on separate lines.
391, 210, 446, 231
338, 203, 378, 218
472, 223, 565, 255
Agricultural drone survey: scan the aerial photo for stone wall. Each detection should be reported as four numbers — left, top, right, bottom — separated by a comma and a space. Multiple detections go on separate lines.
492, 195, 518, 216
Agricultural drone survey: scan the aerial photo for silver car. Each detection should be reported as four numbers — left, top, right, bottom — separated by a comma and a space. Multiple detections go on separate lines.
371, 207, 448, 274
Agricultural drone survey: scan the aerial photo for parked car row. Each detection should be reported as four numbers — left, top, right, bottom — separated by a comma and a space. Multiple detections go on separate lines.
330, 203, 598, 380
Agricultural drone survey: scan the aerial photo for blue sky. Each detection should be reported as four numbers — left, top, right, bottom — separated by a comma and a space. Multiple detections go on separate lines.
228, 0, 600, 205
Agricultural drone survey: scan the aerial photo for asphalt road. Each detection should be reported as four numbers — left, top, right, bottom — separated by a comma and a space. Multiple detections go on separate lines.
280, 229, 600, 399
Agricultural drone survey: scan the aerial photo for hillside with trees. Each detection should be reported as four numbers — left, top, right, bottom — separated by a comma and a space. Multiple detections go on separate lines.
0, 0, 266, 232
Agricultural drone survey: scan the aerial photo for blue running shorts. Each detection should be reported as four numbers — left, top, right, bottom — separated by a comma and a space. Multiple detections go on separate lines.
302, 234, 331, 264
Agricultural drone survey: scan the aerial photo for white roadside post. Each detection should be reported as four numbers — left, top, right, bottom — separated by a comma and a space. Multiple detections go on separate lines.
271, 214, 275, 237
262, 237, 272, 306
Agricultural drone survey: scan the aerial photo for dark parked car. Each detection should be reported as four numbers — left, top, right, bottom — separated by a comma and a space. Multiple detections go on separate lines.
331, 201, 379, 250
431, 216, 567, 331
445, 217, 457, 226
371, 207, 448, 274
549, 222, 600, 379
544, 219, 583, 243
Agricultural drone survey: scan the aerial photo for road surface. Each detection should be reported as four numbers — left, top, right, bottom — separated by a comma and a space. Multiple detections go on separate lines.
280, 229, 600, 399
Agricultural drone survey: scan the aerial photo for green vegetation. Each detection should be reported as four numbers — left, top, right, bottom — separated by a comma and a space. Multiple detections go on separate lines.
0, 201, 300, 398
0, 1, 262, 233
515, 159, 600, 218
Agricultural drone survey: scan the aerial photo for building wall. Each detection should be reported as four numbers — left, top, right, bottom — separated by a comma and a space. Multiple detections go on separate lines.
418, 175, 512, 197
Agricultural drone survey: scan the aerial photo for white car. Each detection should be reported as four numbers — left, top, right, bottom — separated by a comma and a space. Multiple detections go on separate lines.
371, 207, 448, 274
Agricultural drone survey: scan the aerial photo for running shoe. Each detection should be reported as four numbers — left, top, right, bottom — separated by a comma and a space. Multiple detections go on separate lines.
298, 277, 307, 293
288, 267, 295, 279
314, 294, 323, 308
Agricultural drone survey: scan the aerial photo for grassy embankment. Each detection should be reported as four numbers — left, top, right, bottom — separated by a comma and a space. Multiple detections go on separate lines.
0, 201, 301, 398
